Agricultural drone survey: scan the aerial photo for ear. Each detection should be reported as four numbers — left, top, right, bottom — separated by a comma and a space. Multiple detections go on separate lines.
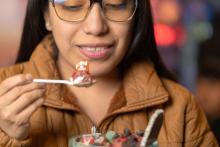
44, 9, 52, 31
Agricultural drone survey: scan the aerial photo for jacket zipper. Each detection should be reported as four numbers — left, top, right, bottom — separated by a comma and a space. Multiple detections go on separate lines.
91, 126, 97, 134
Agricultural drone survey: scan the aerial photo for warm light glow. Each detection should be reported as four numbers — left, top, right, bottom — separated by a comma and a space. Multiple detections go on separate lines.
154, 24, 176, 46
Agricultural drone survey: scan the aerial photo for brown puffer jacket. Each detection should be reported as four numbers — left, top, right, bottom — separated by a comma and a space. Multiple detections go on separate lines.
0, 36, 218, 147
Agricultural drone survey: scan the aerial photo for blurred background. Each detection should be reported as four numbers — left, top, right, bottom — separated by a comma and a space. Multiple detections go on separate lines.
151, 0, 220, 91
0, 0, 220, 142
0, 0, 27, 66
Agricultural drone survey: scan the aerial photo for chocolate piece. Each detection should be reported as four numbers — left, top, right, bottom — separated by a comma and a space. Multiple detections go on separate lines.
136, 130, 145, 137
140, 109, 164, 146
113, 133, 120, 139
122, 136, 137, 147
123, 128, 132, 137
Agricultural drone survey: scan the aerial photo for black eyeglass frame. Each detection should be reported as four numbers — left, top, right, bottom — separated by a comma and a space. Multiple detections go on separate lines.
49, 0, 138, 22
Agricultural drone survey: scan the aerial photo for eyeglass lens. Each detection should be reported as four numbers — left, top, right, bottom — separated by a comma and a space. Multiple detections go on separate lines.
53, 0, 137, 22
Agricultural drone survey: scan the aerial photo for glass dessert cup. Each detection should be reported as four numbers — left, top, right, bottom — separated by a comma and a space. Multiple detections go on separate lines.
68, 110, 163, 147
69, 131, 156, 147
68, 133, 158, 147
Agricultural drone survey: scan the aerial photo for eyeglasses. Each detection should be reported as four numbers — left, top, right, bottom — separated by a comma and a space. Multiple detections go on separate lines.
49, 0, 138, 22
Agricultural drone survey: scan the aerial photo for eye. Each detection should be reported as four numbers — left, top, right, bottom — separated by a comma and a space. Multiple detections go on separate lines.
104, 2, 127, 10
62, 4, 84, 11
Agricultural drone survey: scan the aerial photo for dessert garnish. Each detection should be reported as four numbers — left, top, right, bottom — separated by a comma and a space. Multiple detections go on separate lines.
70, 61, 96, 87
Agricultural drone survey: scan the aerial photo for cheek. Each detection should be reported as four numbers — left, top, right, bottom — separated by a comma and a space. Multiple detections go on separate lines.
117, 25, 133, 43
111, 23, 133, 53
49, 9, 78, 53
50, 21, 82, 67
51, 23, 72, 50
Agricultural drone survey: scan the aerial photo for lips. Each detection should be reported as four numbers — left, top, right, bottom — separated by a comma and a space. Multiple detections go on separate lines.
78, 44, 114, 60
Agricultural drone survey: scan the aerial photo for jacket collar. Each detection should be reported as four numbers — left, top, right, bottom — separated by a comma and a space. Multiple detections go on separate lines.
29, 35, 169, 112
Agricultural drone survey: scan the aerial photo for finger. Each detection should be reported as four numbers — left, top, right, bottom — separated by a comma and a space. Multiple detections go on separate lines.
0, 74, 33, 96
16, 98, 44, 122
8, 89, 45, 114
0, 82, 45, 106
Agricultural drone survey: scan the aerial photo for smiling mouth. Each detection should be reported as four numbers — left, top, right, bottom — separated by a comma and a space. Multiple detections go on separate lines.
82, 47, 109, 52
78, 45, 114, 60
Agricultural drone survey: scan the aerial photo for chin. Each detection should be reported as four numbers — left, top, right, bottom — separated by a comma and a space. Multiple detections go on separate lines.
89, 64, 117, 78
90, 69, 109, 77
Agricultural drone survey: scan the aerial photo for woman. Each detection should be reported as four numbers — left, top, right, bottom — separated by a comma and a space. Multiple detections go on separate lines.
0, 0, 218, 146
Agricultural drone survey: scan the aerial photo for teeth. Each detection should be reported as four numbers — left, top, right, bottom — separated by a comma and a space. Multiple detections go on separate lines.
84, 47, 105, 52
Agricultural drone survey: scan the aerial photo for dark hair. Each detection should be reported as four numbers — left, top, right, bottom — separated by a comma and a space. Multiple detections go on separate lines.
16, 0, 49, 63
16, 0, 174, 81
197, 13, 220, 79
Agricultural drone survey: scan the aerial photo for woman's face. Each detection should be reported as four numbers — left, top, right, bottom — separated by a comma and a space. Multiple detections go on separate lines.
45, 2, 134, 77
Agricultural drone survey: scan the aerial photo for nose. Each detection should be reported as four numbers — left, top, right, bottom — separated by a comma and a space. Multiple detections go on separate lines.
83, 4, 108, 36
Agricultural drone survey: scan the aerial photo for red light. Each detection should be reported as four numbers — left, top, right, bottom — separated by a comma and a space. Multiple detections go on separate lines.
154, 24, 176, 46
